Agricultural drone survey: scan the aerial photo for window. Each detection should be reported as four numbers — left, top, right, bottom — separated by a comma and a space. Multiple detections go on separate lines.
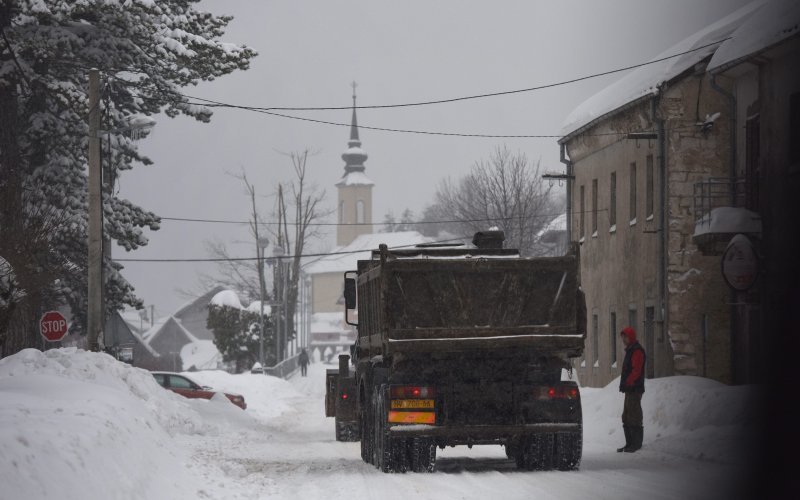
591, 179, 598, 236
592, 313, 599, 367
356, 200, 365, 224
610, 311, 617, 367
646, 154, 654, 218
579, 185, 585, 240
628, 307, 638, 333
339, 200, 345, 223
169, 375, 194, 389
609, 171, 617, 229
629, 162, 637, 223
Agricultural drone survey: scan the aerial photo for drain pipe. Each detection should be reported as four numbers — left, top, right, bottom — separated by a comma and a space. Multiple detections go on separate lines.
560, 143, 573, 253
653, 92, 667, 378
710, 72, 738, 383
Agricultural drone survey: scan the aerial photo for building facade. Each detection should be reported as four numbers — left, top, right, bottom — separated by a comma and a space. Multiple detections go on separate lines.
559, 3, 764, 387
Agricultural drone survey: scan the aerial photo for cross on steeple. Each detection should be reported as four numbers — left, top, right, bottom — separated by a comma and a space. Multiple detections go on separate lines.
351, 80, 358, 106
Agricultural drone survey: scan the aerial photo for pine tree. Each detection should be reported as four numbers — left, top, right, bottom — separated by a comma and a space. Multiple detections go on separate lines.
0, 0, 256, 354
207, 303, 273, 373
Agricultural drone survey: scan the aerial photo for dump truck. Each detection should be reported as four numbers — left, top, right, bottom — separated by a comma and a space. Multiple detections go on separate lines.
327, 230, 586, 472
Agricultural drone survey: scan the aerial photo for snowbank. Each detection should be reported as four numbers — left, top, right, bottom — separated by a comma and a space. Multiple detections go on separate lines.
180, 339, 222, 370
0, 348, 206, 500
582, 375, 760, 464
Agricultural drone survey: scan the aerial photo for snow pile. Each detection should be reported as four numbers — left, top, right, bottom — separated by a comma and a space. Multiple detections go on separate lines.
582, 375, 760, 464
335, 170, 375, 186
0, 348, 207, 500
182, 369, 301, 422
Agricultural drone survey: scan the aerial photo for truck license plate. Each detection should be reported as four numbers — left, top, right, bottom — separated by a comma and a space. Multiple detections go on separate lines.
391, 399, 434, 409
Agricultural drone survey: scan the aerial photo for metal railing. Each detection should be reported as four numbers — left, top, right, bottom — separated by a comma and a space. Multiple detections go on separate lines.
693, 176, 747, 224
263, 353, 300, 379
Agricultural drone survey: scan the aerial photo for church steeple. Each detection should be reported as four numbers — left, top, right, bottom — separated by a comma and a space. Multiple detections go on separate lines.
336, 82, 374, 247
341, 82, 368, 173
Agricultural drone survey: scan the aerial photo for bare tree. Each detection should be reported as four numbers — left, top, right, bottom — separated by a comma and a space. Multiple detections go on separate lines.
271, 150, 330, 360
427, 145, 557, 256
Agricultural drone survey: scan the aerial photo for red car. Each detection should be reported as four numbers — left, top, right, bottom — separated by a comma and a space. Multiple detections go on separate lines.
151, 371, 247, 410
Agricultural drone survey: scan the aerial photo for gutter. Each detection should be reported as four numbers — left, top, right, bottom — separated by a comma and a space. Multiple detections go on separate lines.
653, 92, 668, 376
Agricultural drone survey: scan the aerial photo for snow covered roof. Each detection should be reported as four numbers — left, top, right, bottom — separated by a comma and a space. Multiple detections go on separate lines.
709, 0, 800, 72
693, 207, 762, 237
172, 286, 226, 318
180, 340, 222, 371
141, 315, 200, 346
537, 213, 567, 238
335, 170, 374, 187
210, 290, 243, 309
560, 1, 763, 140
305, 231, 433, 275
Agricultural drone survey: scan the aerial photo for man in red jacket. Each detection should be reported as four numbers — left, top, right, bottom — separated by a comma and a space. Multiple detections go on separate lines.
617, 326, 646, 453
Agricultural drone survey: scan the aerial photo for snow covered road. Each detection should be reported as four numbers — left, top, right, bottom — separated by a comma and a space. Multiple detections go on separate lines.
0, 349, 758, 500
181, 362, 755, 500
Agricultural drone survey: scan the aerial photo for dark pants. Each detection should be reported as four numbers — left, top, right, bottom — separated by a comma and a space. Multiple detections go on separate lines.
622, 391, 643, 427
300, 364, 308, 376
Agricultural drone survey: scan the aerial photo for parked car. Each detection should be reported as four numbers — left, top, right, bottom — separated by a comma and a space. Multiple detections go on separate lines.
150, 371, 247, 410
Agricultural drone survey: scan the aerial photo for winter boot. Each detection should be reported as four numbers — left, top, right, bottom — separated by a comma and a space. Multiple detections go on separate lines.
617, 425, 631, 452
623, 426, 643, 452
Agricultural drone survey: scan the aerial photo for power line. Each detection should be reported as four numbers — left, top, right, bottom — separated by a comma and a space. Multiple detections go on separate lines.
115, 236, 474, 263
158, 209, 607, 227
181, 37, 731, 112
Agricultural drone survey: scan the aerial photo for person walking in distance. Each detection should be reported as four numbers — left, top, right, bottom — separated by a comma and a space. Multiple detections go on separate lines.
298, 348, 310, 377
617, 326, 646, 453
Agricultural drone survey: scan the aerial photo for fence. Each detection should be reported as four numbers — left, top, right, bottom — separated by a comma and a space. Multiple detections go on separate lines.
264, 353, 300, 379
693, 176, 747, 223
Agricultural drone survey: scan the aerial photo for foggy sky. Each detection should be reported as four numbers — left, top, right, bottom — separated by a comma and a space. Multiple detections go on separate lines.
118, 0, 754, 316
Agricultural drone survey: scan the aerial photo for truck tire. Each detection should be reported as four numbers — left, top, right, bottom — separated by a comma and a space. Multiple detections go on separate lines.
336, 418, 357, 442
519, 433, 555, 471
360, 386, 373, 464
410, 438, 436, 473
374, 384, 402, 473
554, 430, 582, 471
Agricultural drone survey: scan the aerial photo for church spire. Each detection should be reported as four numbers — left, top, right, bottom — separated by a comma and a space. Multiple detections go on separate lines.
341, 81, 368, 173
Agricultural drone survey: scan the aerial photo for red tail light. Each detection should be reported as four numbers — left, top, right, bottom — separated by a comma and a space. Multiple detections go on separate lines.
341, 393, 348, 400
390, 385, 436, 399
534, 385, 580, 400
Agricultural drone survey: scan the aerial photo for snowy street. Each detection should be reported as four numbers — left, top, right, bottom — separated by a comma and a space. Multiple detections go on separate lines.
1, 348, 755, 500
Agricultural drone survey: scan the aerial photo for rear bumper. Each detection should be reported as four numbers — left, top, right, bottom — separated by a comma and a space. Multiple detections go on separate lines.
387, 422, 580, 440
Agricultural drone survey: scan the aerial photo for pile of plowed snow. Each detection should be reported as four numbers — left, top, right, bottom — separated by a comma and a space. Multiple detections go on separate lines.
0, 348, 300, 500
582, 375, 761, 463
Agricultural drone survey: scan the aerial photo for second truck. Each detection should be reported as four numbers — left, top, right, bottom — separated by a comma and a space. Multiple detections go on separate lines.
326, 230, 586, 472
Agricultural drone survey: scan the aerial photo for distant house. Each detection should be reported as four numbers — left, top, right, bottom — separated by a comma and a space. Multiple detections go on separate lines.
558, 2, 766, 387
142, 286, 227, 371
536, 214, 568, 257
103, 311, 161, 370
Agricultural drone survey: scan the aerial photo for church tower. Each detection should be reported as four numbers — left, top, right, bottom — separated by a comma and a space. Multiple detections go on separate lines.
336, 83, 374, 246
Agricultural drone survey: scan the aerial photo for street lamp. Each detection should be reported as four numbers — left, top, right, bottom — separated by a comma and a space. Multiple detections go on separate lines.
257, 237, 270, 367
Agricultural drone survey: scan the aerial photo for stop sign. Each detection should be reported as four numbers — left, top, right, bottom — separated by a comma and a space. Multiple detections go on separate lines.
40, 311, 69, 342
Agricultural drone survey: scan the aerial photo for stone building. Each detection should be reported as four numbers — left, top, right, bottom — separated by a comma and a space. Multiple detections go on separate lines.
558, 3, 763, 388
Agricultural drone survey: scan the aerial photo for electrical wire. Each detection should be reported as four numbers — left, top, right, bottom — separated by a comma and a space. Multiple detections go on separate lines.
182, 37, 731, 112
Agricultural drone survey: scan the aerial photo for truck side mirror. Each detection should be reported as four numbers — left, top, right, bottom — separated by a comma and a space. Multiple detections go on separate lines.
344, 277, 356, 309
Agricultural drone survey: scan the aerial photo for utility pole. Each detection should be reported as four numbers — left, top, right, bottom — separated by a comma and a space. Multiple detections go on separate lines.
87, 68, 103, 352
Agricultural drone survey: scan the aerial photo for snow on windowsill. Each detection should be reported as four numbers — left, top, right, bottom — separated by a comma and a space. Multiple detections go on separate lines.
580, 360, 586, 368
630, 218, 637, 226
592, 230, 598, 239
646, 214, 654, 221
612, 361, 618, 369
609, 224, 617, 234
579, 236, 585, 243
593, 360, 600, 368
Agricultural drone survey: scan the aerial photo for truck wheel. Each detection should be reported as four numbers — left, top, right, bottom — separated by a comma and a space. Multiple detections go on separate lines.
554, 430, 582, 471
360, 387, 373, 464
374, 384, 401, 473
411, 438, 436, 473
521, 433, 555, 471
